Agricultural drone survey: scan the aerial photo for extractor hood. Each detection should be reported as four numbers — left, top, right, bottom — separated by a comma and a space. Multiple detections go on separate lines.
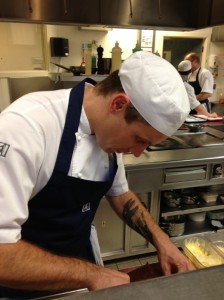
0, 0, 215, 31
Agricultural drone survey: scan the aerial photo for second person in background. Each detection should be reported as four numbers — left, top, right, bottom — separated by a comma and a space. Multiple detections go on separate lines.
184, 52, 214, 114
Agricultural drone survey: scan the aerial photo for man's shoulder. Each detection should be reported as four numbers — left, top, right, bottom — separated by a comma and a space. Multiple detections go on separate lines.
199, 67, 212, 75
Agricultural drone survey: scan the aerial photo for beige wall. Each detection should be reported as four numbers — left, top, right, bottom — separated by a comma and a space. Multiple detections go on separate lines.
0, 23, 44, 70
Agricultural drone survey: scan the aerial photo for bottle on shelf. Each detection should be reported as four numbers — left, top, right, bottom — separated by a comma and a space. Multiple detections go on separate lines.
80, 41, 86, 73
91, 40, 98, 73
132, 41, 142, 53
85, 41, 92, 75
111, 41, 122, 73
97, 45, 104, 75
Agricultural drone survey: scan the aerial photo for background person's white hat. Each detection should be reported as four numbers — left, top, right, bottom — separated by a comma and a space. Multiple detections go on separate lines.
178, 60, 192, 72
118, 51, 190, 136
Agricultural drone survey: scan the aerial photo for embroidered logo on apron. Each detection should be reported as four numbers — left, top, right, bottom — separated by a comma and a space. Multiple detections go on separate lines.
82, 202, 90, 212
0, 142, 10, 157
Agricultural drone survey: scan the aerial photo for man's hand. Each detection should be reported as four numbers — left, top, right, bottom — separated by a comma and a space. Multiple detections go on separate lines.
153, 232, 196, 275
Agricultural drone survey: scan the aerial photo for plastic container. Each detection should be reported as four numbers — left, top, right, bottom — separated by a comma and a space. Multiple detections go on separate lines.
111, 41, 122, 72
85, 50, 92, 75
199, 191, 218, 203
162, 190, 181, 208
207, 209, 224, 220
212, 241, 224, 255
183, 236, 224, 269
188, 212, 206, 222
161, 215, 185, 237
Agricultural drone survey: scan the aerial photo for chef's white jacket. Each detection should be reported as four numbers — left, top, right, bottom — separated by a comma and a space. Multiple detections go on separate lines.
183, 81, 201, 110
0, 86, 129, 243
188, 67, 214, 95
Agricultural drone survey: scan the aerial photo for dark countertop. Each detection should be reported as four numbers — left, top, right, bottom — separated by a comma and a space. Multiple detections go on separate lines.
33, 265, 224, 300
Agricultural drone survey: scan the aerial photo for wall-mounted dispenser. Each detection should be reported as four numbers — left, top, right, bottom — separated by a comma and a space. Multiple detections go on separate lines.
50, 37, 69, 57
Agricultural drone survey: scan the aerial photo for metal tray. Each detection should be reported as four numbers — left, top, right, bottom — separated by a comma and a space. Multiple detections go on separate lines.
183, 236, 224, 268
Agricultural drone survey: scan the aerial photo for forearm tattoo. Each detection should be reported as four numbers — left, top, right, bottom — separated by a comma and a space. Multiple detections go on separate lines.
122, 198, 153, 243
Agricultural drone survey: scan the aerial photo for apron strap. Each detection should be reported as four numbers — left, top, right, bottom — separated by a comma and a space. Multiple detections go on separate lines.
54, 78, 96, 173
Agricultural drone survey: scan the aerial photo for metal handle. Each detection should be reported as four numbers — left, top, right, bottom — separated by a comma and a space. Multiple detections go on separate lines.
158, 0, 162, 19
28, 0, 33, 13
63, 0, 68, 15
129, 0, 133, 18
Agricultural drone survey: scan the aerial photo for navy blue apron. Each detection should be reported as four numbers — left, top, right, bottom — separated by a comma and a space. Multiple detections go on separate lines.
0, 79, 118, 298
189, 67, 210, 114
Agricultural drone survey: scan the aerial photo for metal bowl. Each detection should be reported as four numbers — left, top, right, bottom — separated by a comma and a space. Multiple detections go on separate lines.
161, 215, 186, 237
162, 191, 182, 208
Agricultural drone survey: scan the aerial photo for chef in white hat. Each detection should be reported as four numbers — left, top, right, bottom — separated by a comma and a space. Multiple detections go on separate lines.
119, 52, 190, 137
178, 60, 218, 117
0, 51, 194, 297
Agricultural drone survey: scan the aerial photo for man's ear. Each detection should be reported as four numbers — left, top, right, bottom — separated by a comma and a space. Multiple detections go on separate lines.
109, 93, 130, 112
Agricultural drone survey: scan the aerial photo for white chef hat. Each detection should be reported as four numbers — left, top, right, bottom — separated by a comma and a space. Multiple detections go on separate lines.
178, 60, 192, 73
118, 51, 190, 136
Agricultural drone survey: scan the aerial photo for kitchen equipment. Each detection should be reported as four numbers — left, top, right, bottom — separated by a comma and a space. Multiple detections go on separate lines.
185, 115, 207, 123
51, 62, 85, 75
183, 236, 224, 268
120, 262, 163, 282
217, 194, 224, 203
188, 212, 206, 222
111, 41, 122, 72
207, 209, 224, 220
211, 241, 224, 255
200, 191, 218, 203
160, 215, 186, 237
186, 123, 205, 132
102, 58, 111, 74
182, 194, 200, 205
162, 190, 182, 208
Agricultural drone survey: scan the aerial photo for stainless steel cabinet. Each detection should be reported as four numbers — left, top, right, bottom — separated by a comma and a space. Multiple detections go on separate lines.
29, 0, 100, 24
100, 0, 199, 30
0, 0, 219, 29
0, 0, 100, 24
94, 169, 162, 261
95, 154, 224, 261
209, 0, 224, 26
0, 0, 29, 19
94, 197, 126, 260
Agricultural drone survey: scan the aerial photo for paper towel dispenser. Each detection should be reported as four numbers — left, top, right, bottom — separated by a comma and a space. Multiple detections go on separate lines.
50, 37, 69, 57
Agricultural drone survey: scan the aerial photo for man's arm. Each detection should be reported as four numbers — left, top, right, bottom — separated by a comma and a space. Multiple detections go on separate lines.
196, 92, 212, 101
107, 190, 195, 275
195, 104, 218, 117
0, 240, 129, 291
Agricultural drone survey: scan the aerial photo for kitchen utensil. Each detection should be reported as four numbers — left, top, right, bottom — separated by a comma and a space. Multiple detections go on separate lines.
102, 58, 111, 74
217, 194, 224, 203
160, 215, 185, 237
162, 190, 182, 208
188, 212, 206, 222
186, 123, 205, 132
51, 62, 85, 75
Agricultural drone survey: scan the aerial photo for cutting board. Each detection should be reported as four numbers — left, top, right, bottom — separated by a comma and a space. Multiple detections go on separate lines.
120, 262, 163, 282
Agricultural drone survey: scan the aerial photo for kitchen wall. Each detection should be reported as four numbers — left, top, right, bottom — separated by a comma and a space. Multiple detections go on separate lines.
46, 25, 139, 74
0, 22, 44, 70
1, 22, 224, 108
209, 41, 224, 102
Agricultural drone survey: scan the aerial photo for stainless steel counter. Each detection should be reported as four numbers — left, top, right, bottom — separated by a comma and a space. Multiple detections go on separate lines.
123, 146, 224, 170
34, 265, 224, 300
123, 123, 224, 171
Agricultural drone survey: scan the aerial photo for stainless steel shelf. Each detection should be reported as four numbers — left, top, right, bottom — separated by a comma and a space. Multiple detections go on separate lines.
161, 203, 224, 217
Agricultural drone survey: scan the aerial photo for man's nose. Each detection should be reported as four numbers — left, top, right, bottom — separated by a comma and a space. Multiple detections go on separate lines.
129, 145, 146, 157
